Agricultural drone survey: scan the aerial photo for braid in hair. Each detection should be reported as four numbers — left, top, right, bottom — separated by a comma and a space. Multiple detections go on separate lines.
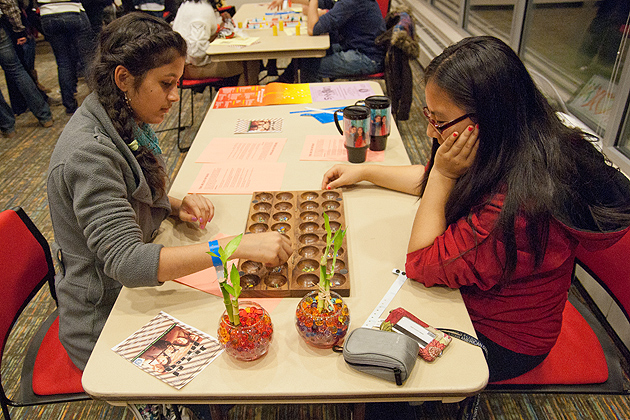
88, 12, 187, 199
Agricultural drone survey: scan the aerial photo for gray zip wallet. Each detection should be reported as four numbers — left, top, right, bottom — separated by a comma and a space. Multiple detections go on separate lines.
338, 328, 420, 385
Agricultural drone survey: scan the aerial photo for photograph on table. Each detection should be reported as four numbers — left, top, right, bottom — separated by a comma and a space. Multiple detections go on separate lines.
112, 312, 222, 389
235, 118, 284, 133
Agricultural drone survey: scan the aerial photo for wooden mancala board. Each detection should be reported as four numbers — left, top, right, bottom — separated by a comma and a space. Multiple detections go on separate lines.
238, 189, 350, 298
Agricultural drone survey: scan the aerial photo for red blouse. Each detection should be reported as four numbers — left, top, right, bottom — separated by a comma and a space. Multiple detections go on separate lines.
405, 193, 629, 355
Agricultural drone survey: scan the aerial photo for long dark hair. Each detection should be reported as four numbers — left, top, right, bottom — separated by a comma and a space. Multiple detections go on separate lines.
420, 36, 630, 280
88, 12, 187, 198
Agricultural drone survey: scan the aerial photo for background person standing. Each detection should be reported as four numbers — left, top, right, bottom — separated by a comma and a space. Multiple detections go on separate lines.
0, 0, 53, 135
37, 0, 94, 114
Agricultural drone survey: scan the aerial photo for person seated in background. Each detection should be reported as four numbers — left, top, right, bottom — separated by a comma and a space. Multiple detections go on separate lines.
269, 0, 385, 83
321, 36, 630, 383
172, 0, 259, 84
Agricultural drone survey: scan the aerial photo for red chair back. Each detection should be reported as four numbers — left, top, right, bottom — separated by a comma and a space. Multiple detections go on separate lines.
376, 0, 390, 19
575, 229, 630, 323
0, 208, 51, 360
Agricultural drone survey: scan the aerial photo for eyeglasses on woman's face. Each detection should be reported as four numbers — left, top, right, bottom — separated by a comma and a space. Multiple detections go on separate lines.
422, 107, 475, 134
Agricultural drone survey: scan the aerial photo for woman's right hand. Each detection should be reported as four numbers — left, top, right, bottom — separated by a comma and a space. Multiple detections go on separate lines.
233, 231, 293, 267
321, 164, 365, 190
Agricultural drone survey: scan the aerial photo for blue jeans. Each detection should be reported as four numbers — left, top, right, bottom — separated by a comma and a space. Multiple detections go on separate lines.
41, 12, 94, 113
0, 27, 51, 126
7, 36, 46, 116
299, 44, 383, 83
0, 89, 15, 133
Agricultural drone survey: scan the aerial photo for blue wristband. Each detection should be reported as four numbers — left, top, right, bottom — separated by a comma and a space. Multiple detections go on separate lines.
208, 240, 222, 267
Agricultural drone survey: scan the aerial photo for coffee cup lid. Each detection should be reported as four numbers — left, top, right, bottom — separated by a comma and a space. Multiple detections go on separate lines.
365, 95, 391, 109
343, 105, 369, 118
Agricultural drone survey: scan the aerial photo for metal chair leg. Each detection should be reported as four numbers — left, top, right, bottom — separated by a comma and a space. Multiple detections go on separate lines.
2, 400, 12, 420
209, 404, 226, 420
352, 402, 365, 420
457, 394, 481, 420
190, 85, 195, 128
177, 85, 191, 153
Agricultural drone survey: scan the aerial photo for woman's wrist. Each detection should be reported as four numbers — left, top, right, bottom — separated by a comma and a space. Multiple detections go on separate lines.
435, 169, 461, 180
427, 168, 458, 196
357, 165, 375, 184
407, 171, 454, 252
168, 196, 182, 216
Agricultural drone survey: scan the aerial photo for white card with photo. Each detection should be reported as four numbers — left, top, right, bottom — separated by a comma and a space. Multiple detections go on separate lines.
235, 118, 283, 133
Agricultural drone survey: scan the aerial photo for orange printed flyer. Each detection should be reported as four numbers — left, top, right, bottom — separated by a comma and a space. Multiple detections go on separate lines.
212, 83, 312, 108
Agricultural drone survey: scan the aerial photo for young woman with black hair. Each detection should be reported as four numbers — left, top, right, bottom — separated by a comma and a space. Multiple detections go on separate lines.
322, 35, 630, 382
47, 13, 292, 372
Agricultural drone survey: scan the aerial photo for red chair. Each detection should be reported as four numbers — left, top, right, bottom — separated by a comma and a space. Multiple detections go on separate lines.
0, 207, 89, 420
333, 72, 385, 82
485, 229, 630, 394
439, 231, 630, 420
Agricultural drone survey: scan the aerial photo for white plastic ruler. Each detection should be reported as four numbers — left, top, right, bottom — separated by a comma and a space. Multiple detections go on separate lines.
362, 268, 408, 329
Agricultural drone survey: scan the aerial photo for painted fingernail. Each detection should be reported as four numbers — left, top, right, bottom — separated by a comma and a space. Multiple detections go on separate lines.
199, 218, 204, 224
468, 126, 473, 132
191, 217, 197, 222
453, 132, 458, 137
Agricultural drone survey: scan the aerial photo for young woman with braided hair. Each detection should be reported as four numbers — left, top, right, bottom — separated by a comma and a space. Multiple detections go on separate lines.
47, 12, 292, 372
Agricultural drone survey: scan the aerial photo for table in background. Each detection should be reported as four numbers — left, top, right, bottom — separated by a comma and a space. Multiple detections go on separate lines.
206, 3, 330, 83
82, 82, 488, 415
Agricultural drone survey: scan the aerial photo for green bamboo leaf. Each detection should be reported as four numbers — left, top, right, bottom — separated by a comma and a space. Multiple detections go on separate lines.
332, 228, 345, 253
223, 283, 235, 296
323, 213, 332, 245
230, 264, 242, 298
224, 234, 243, 259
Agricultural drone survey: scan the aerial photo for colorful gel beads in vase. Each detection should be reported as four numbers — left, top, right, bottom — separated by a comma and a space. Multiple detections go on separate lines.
295, 291, 350, 348
217, 301, 273, 361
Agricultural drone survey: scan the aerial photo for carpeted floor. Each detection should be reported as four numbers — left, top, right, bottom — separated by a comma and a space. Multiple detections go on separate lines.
1, 35, 629, 420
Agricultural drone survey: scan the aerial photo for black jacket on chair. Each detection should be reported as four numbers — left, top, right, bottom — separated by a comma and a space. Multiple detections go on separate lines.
376, 10, 419, 121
